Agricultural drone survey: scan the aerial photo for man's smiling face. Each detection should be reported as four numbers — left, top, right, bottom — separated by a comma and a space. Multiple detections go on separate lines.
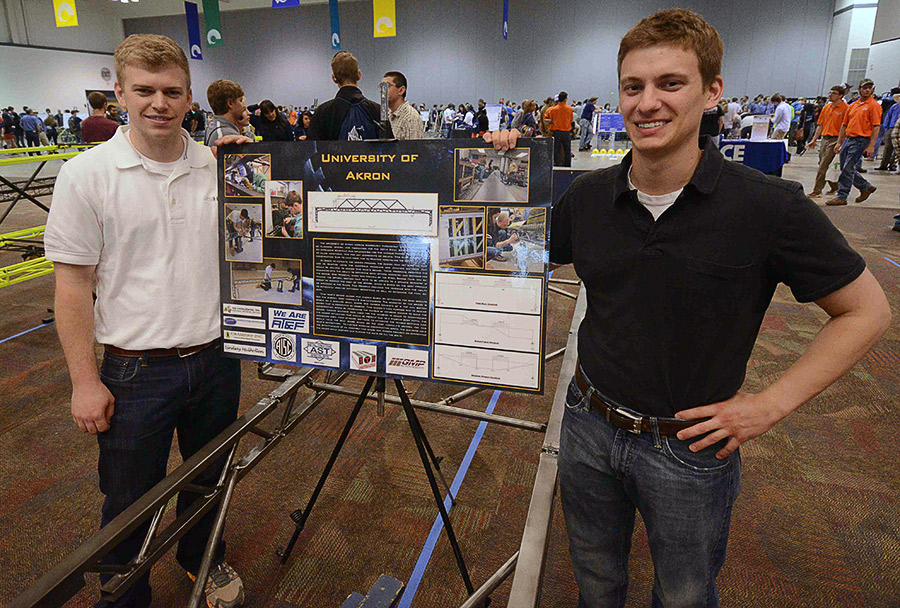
618, 44, 722, 158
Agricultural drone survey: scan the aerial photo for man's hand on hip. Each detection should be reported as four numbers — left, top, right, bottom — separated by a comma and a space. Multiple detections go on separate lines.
674, 392, 784, 459
72, 381, 116, 434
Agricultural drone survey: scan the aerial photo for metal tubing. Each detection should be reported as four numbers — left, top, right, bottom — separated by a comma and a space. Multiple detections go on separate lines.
135, 505, 166, 562
507, 285, 586, 607
187, 445, 240, 608
0, 162, 50, 225
545, 347, 565, 362
547, 277, 581, 285
439, 385, 485, 405
458, 552, 519, 608
9, 368, 315, 608
307, 381, 545, 433
548, 284, 577, 299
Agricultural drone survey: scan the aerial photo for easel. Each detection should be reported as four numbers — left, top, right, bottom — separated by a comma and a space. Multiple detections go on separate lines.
276, 374, 477, 600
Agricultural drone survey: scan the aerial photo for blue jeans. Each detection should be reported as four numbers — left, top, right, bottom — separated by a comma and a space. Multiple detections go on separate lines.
837, 136, 873, 200
580, 118, 594, 150
558, 375, 741, 608
95, 345, 241, 607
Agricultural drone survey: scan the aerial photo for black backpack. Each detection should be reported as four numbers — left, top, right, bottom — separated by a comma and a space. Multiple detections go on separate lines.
338, 99, 380, 141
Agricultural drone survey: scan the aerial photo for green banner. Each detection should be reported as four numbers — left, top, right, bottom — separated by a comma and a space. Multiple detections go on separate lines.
202, 0, 223, 47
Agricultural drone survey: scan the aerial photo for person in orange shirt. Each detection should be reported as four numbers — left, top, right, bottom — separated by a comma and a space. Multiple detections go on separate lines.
545, 91, 574, 166
807, 84, 848, 197
827, 78, 881, 206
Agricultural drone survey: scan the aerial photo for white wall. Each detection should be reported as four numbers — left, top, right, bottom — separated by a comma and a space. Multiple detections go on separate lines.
822, 0, 878, 91
2, 0, 124, 51
868, 39, 900, 90
122, 0, 836, 110
0, 45, 116, 111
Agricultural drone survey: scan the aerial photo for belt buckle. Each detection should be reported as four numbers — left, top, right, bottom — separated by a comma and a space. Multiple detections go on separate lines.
177, 346, 195, 358
615, 407, 643, 434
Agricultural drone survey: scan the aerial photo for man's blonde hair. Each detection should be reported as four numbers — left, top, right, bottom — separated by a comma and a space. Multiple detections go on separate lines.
115, 34, 190, 87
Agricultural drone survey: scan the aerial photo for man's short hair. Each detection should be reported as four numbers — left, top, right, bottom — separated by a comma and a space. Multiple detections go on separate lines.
115, 34, 190, 87
558, 91, 568, 102
383, 71, 407, 98
207, 79, 244, 115
618, 8, 723, 89
87, 91, 108, 110
771, 94, 783, 103
331, 51, 360, 86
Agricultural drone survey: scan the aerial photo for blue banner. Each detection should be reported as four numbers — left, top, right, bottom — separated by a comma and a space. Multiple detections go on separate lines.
184, 1, 202, 60
329, 0, 341, 49
272, 0, 300, 8
502, 0, 508, 40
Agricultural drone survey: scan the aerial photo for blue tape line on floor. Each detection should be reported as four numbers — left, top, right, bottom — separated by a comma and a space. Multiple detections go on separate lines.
400, 268, 554, 603
398, 388, 502, 608
885, 256, 900, 269
0, 321, 53, 345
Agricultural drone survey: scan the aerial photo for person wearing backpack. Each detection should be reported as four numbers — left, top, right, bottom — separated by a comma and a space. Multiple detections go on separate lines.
309, 51, 392, 141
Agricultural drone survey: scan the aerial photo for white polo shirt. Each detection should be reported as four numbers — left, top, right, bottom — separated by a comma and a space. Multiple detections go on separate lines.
45, 126, 221, 350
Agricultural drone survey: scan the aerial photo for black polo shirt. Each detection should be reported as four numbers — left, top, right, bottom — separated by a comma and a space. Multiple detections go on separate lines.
550, 136, 866, 417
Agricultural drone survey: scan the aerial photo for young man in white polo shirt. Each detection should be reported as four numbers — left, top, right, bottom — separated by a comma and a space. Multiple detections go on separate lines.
45, 34, 246, 608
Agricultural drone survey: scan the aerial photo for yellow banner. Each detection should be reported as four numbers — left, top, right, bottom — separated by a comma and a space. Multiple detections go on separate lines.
372, 0, 395, 37
53, 0, 78, 27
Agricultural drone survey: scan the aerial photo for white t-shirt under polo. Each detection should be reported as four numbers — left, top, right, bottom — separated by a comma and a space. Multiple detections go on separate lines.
627, 168, 683, 221
45, 126, 221, 350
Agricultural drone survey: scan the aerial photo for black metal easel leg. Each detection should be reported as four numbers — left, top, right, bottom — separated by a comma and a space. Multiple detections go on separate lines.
278, 375, 376, 563
394, 379, 475, 596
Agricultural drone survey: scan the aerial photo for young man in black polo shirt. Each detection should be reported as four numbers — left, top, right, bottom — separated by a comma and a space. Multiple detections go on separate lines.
488, 8, 890, 607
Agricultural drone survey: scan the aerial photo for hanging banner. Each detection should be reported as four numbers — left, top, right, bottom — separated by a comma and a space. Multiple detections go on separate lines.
53, 0, 78, 28
185, 2, 203, 60
329, 0, 341, 49
272, 0, 300, 8
373, 0, 396, 38
202, 0, 223, 47
502, 0, 509, 40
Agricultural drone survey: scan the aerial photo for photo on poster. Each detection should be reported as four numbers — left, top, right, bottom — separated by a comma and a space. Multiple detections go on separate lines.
485, 207, 546, 274
454, 148, 530, 203
224, 154, 271, 197
307, 191, 438, 236
438, 206, 485, 269
265, 180, 304, 239
230, 258, 302, 305
224, 204, 263, 263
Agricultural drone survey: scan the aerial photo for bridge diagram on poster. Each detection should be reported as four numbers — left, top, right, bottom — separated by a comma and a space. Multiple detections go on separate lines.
433, 344, 540, 390
434, 308, 541, 353
307, 191, 438, 236
434, 271, 543, 315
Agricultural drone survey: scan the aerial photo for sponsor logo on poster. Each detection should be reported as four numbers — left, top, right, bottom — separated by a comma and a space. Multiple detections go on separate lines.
224, 330, 266, 344
223, 342, 266, 357
271, 333, 297, 362
301, 338, 340, 367
349, 343, 377, 372
268, 308, 309, 333
385, 347, 428, 378
223, 303, 262, 317
223, 316, 266, 330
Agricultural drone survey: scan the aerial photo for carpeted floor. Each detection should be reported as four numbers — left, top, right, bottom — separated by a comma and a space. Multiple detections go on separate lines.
1, 150, 899, 608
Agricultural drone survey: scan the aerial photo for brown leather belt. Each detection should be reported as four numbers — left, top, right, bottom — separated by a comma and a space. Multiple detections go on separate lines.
104, 338, 219, 359
575, 365, 701, 436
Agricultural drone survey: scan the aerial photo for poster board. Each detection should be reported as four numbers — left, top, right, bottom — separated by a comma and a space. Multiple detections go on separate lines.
218, 139, 553, 393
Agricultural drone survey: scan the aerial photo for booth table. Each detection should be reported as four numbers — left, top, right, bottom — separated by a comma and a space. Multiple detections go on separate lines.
718, 139, 791, 176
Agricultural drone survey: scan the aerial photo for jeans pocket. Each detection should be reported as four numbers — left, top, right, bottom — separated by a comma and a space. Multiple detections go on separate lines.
662, 435, 734, 473
564, 376, 587, 412
99, 353, 142, 385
